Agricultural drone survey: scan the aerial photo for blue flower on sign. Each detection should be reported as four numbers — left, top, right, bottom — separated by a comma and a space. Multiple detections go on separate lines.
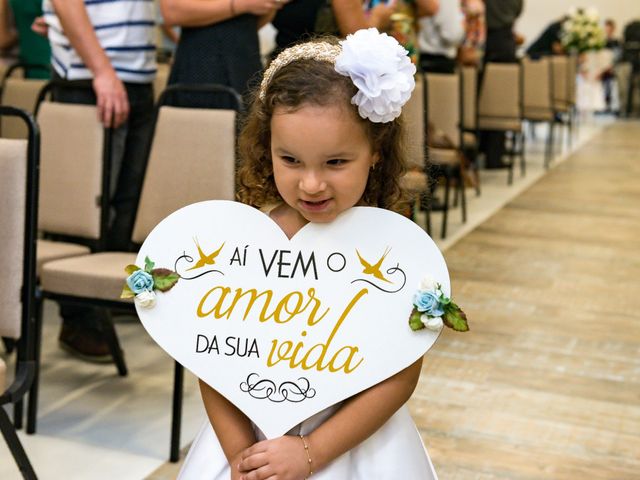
413, 290, 445, 317
127, 270, 154, 294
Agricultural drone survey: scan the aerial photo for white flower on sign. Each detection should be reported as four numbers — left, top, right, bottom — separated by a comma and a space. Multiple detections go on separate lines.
419, 275, 439, 292
135, 290, 157, 308
421, 314, 444, 331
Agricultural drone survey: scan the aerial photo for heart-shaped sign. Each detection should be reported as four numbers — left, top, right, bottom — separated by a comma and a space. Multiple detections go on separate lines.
135, 200, 449, 438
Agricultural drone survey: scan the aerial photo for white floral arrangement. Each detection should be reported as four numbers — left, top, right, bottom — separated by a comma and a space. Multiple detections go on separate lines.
335, 28, 416, 123
561, 7, 606, 53
120, 256, 179, 309
409, 275, 469, 332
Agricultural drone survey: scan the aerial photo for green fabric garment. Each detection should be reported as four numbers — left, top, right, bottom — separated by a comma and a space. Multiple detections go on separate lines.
8, 0, 50, 79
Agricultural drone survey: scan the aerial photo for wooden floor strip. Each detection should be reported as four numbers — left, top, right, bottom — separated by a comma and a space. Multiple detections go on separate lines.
411, 122, 640, 479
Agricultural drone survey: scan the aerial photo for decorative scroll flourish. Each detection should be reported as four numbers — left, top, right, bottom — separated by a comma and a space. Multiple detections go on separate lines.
240, 374, 317, 403
351, 264, 406, 293
174, 252, 225, 280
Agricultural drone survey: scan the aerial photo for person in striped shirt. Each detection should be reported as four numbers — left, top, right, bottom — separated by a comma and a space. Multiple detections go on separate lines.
44, 0, 157, 361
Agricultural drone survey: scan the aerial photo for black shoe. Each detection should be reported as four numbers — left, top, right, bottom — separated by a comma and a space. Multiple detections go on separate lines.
58, 324, 113, 364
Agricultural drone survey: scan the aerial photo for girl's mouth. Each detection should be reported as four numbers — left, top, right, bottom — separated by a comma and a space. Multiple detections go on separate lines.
299, 199, 331, 212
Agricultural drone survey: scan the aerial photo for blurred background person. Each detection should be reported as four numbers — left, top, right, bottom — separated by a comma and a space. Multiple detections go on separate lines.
457, 0, 485, 67
480, 0, 522, 169
161, 0, 287, 108
418, 0, 464, 73
525, 15, 566, 59
7, 0, 50, 78
0, 0, 16, 57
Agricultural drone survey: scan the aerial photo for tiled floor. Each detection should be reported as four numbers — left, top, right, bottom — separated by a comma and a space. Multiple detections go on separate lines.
0, 116, 619, 479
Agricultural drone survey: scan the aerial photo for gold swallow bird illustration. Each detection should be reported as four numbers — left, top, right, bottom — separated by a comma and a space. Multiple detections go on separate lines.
356, 247, 392, 283
187, 238, 225, 271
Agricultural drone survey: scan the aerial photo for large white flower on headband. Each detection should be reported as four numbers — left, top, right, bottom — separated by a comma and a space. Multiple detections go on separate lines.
335, 28, 416, 123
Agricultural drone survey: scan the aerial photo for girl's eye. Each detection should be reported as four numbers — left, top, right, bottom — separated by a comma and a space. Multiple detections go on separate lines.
327, 159, 347, 166
281, 155, 298, 164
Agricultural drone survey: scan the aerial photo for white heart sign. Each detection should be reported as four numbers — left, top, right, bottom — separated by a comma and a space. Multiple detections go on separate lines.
135, 200, 449, 438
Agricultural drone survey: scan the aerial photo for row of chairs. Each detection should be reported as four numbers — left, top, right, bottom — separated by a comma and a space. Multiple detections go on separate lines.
402, 55, 577, 238
1, 80, 243, 476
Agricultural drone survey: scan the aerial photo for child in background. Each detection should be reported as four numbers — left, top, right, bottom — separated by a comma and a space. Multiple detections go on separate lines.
179, 28, 438, 480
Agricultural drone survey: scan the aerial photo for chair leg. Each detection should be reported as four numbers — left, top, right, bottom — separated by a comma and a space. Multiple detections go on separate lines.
0, 406, 37, 480
519, 132, 526, 177
441, 172, 450, 239
460, 172, 467, 223
170, 361, 184, 462
98, 312, 128, 377
26, 295, 44, 434
545, 121, 554, 169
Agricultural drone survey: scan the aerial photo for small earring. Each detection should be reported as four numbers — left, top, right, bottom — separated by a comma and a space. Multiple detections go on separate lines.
371, 163, 376, 170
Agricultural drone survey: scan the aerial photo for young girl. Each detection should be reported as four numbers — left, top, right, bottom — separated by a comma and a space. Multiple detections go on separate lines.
179, 28, 438, 480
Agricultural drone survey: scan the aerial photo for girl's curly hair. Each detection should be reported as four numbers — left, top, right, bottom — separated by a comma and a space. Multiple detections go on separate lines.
237, 39, 409, 213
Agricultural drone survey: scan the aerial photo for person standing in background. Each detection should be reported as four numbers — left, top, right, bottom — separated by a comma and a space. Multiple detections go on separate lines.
160, 0, 286, 108
458, 0, 485, 67
525, 16, 565, 59
418, 0, 465, 73
44, 0, 156, 360
0, 0, 16, 55
483, 0, 521, 64
480, 0, 522, 169
8, 0, 50, 78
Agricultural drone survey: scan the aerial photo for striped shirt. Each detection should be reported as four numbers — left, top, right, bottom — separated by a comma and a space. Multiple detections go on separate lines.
43, 0, 156, 83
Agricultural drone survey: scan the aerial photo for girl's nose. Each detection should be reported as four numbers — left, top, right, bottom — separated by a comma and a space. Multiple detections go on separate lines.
299, 171, 327, 194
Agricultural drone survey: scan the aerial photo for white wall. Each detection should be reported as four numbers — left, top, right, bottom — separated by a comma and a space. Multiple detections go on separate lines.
516, 0, 639, 49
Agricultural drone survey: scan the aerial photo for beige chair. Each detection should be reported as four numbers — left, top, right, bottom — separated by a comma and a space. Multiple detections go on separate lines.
401, 73, 429, 227
551, 55, 577, 145
522, 56, 556, 167
0, 77, 47, 139
36, 100, 111, 272
34, 84, 242, 461
22, 89, 116, 435
478, 62, 524, 184
425, 72, 466, 238
460, 65, 481, 195
0, 107, 39, 480
154, 62, 171, 103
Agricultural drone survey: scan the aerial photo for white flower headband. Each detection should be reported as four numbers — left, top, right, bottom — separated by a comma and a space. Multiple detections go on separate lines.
259, 28, 416, 123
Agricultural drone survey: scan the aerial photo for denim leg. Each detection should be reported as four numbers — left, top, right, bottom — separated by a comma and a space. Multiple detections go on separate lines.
107, 83, 154, 251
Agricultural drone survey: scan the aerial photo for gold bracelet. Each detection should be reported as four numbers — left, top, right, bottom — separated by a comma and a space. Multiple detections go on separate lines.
229, 0, 236, 16
299, 434, 313, 478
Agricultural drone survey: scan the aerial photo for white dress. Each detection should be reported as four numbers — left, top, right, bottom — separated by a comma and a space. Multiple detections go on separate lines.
178, 404, 438, 479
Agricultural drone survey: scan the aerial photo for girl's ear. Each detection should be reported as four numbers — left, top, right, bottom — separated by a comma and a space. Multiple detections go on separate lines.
371, 152, 380, 169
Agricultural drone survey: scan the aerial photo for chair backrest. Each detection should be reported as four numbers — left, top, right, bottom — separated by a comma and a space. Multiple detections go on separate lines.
460, 66, 478, 131
522, 56, 554, 119
478, 62, 522, 127
131, 105, 237, 244
426, 72, 461, 148
404, 74, 426, 168
0, 77, 48, 138
37, 101, 106, 241
0, 107, 39, 341
0, 138, 27, 339
551, 55, 569, 111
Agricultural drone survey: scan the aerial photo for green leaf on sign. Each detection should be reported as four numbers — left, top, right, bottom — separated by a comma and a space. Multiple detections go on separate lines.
442, 302, 469, 332
125, 264, 140, 275
144, 256, 155, 273
408, 307, 425, 331
120, 283, 135, 299
152, 268, 179, 292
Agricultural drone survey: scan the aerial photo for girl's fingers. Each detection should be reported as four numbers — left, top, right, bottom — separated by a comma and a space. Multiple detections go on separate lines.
239, 465, 276, 480
238, 451, 269, 472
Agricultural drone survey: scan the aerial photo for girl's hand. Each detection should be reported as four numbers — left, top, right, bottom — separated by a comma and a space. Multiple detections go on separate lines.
237, 436, 310, 480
